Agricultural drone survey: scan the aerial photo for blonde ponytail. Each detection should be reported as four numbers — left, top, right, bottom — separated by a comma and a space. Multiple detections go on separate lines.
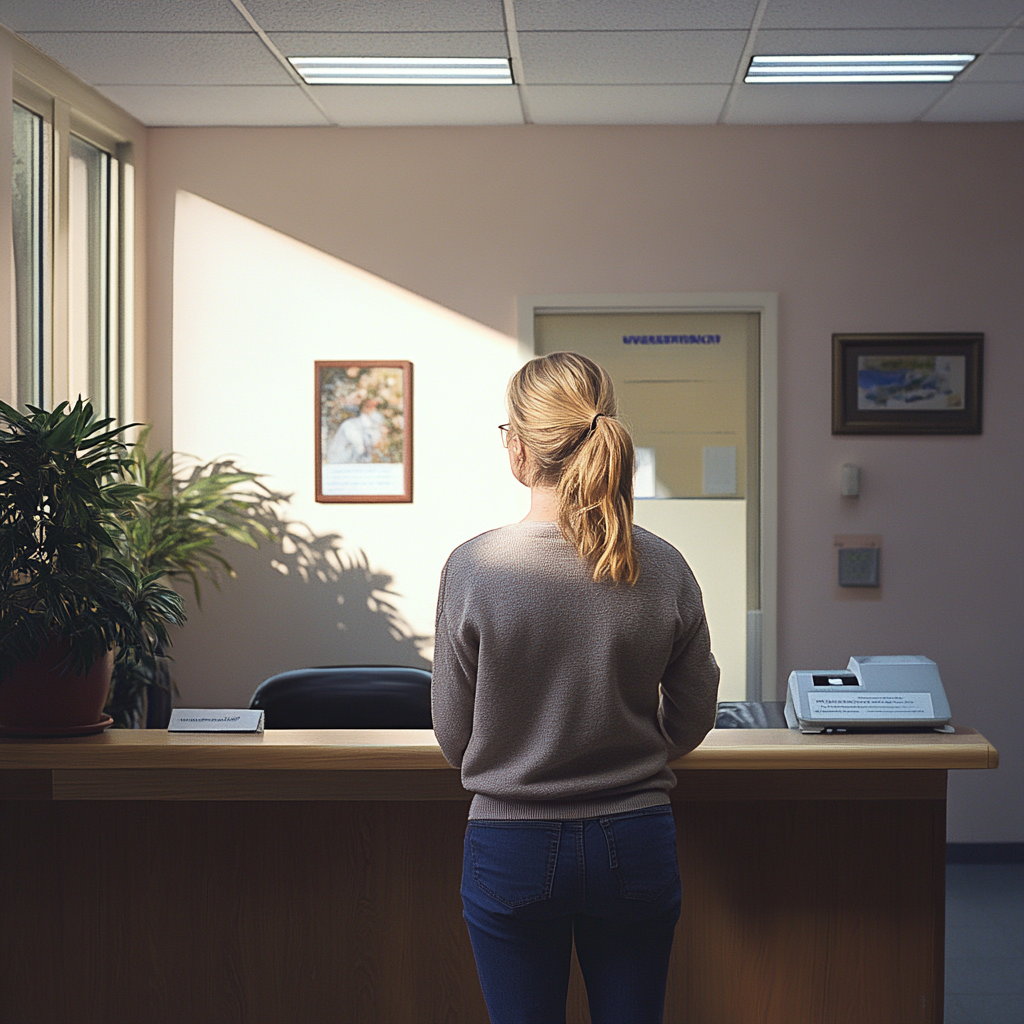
506, 352, 639, 585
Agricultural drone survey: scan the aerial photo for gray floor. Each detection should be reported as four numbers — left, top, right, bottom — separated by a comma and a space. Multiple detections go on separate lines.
945, 864, 1024, 1024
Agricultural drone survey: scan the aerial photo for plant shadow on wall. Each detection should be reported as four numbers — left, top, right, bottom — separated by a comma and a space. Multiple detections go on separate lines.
251, 505, 432, 671
167, 516, 433, 716
111, 438, 430, 727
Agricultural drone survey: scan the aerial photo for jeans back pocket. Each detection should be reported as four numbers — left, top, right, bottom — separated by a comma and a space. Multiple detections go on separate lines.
467, 822, 561, 908
601, 810, 680, 903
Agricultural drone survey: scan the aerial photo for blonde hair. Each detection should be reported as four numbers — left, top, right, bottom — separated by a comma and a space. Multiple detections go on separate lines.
506, 352, 638, 585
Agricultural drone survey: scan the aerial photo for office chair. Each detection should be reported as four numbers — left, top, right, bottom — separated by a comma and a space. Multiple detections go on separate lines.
249, 666, 432, 729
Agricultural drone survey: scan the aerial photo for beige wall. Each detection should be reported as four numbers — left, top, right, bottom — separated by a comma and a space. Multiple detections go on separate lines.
169, 189, 526, 705
146, 122, 1024, 842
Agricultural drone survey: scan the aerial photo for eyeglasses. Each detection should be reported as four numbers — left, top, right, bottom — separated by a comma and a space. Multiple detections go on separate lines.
498, 423, 511, 448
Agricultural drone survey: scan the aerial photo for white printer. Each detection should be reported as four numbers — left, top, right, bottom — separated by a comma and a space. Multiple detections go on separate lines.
785, 655, 953, 734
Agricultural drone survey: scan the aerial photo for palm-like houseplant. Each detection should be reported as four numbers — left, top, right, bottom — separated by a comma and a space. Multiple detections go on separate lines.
0, 400, 185, 733
106, 436, 284, 727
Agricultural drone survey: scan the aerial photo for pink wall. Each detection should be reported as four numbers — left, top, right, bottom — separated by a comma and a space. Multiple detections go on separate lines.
147, 123, 1024, 842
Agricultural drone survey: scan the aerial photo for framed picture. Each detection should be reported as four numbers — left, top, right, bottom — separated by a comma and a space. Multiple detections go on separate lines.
832, 333, 983, 435
316, 361, 413, 503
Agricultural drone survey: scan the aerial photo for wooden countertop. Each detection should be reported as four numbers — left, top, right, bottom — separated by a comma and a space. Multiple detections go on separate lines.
0, 726, 997, 771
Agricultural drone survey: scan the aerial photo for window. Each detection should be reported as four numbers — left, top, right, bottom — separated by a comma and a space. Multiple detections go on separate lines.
11, 101, 48, 409
68, 134, 118, 419
11, 50, 138, 424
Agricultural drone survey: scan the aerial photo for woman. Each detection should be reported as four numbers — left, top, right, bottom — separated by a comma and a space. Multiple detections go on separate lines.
432, 352, 720, 1024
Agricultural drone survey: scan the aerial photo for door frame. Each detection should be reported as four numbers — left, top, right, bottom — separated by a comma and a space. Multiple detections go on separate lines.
517, 292, 778, 702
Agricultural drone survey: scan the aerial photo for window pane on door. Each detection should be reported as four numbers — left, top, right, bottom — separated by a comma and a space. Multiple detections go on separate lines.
12, 102, 45, 409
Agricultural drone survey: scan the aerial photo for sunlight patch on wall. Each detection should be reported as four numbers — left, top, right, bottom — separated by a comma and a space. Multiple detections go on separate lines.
172, 191, 526, 675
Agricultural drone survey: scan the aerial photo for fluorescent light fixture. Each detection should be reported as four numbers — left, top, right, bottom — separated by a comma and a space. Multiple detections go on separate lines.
288, 56, 513, 86
745, 54, 975, 84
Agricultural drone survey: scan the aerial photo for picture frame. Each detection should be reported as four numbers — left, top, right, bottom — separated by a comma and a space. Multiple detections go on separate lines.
832, 333, 982, 435
315, 360, 413, 503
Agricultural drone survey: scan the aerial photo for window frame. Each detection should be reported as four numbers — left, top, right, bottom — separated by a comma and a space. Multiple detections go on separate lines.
10, 32, 143, 427
11, 80, 53, 410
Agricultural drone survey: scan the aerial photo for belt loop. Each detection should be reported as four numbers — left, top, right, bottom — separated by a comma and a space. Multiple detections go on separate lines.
599, 817, 617, 869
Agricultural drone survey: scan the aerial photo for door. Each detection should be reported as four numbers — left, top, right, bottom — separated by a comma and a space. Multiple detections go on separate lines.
534, 311, 761, 702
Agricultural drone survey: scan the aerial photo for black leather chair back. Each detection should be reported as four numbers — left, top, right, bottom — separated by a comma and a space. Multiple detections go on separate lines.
249, 666, 432, 729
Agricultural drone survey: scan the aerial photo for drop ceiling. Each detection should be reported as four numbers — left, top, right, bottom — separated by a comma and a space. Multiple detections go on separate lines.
2, 0, 1022, 127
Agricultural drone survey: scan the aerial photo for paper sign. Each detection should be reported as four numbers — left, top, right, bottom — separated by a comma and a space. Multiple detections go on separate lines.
168, 709, 265, 733
321, 463, 405, 496
806, 692, 935, 721
702, 446, 737, 495
634, 446, 657, 498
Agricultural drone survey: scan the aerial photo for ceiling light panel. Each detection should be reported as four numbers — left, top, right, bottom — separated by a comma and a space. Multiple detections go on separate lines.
746, 54, 975, 83
288, 57, 513, 85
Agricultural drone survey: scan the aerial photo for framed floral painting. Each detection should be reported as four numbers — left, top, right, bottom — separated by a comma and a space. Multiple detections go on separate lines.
315, 361, 413, 502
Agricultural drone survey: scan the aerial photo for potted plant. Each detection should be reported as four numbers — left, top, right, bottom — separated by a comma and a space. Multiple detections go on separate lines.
0, 400, 185, 735
106, 435, 284, 727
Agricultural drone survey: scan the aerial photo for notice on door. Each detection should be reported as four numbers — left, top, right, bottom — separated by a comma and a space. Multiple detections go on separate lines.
806, 692, 935, 720
702, 445, 737, 495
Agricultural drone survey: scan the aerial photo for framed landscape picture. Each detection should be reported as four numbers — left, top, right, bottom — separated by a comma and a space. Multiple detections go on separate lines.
315, 361, 413, 502
832, 333, 983, 435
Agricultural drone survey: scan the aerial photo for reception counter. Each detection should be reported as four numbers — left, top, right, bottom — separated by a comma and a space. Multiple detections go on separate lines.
0, 727, 997, 1023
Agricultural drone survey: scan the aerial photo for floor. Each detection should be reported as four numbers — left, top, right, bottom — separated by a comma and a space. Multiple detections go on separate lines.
945, 864, 1024, 1024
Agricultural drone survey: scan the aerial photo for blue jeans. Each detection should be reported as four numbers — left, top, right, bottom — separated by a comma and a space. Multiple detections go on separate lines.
461, 806, 681, 1024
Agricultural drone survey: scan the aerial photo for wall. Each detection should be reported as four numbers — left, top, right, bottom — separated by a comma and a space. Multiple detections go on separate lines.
146, 122, 1023, 842
171, 205, 752, 700
170, 190, 525, 699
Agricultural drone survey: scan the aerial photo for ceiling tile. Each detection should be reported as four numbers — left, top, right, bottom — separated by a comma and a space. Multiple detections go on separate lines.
992, 26, 1024, 51
515, 0, 759, 32
269, 32, 509, 59
964, 52, 1024, 80
22, 32, 292, 86
525, 84, 728, 123
0, 0, 247, 31
309, 84, 523, 125
752, 27, 1002, 55
725, 83, 948, 123
96, 85, 328, 126
242, 0, 505, 33
761, 0, 1024, 31
8, 0, 1021, 127
519, 30, 746, 85
923, 81, 1024, 120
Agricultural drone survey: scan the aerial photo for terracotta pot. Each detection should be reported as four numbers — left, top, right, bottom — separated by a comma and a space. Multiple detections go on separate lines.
0, 641, 114, 732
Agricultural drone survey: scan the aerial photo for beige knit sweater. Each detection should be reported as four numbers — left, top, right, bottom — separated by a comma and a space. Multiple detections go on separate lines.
432, 521, 720, 820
